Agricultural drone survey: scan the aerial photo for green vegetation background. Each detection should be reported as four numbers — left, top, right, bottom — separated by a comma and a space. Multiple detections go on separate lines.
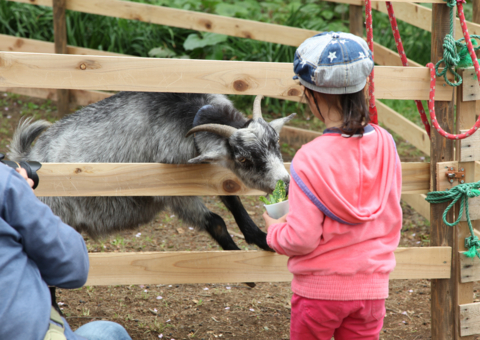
0, 0, 474, 126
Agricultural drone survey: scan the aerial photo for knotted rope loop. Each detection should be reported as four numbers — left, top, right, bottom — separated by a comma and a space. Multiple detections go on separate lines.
435, 33, 463, 87
426, 183, 480, 258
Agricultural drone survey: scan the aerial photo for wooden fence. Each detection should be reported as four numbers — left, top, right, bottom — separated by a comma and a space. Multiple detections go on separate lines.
1, 0, 479, 338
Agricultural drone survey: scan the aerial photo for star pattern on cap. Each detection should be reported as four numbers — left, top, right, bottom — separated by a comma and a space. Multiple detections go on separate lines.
330, 40, 338, 45
328, 51, 337, 62
301, 59, 307, 66
339, 39, 346, 44
359, 52, 366, 59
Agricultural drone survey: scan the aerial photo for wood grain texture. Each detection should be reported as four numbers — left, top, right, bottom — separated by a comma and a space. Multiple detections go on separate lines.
4, 0, 445, 68
33, 162, 430, 197
401, 194, 430, 220
460, 302, 480, 336
85, 247, 451, 286
459, 128, 480, 162
373, 42, 421, 67
462, 67, 480, 102
455, 75, 476, 340
430, 4, 456, 340
349, 5, 364, 37
0, 52, 452, 100
279, 126, 321, 148
401, 162, 430, 194
53, 0, 69, 116
0, 33, 124, 56
372, 2, 480, 40
376, 101, 429, 154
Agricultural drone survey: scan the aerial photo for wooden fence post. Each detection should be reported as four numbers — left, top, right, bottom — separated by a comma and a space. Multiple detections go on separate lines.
53, 0, 69, 117
454, 70, 476, 340
349, 4, 364, 37
430, 3, 456, 339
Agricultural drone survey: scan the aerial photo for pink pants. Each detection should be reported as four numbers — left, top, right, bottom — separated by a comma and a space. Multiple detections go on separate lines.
290, 294, 385, 340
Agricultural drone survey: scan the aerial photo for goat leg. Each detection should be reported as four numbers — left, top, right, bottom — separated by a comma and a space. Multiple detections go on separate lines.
219, 196, 273, 252
203, 212, 241, 251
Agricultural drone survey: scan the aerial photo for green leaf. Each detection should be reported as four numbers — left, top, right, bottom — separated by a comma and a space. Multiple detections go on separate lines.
215, 3, 249, 17
259, 196, 271, 205
183, 32, 228, 51
269, 194, 277, 204
148, 46, 176, 58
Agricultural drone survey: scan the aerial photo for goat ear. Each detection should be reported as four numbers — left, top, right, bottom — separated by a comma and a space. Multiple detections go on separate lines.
269, 113, 296, 133
187, 153, 222, 164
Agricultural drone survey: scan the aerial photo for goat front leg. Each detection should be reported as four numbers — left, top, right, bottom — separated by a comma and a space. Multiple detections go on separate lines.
219, 196, 273, 252
166, 196, 240, 251
168, 196, 255, 287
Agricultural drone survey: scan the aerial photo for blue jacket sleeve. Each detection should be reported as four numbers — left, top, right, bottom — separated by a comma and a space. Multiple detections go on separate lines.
0, 167, 89, 288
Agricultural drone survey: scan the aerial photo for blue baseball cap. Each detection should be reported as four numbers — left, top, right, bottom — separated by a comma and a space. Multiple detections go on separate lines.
293, 32, 374, 94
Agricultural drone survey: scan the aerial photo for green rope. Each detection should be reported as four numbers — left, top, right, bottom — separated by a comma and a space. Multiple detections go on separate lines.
425, 182, 480, 258
435, 0, 480, 86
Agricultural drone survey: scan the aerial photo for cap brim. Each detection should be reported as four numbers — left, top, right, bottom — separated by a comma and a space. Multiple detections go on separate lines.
299, 78, 367, 95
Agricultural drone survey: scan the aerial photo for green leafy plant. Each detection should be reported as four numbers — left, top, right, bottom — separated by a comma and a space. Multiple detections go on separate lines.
259, 180, 288, 205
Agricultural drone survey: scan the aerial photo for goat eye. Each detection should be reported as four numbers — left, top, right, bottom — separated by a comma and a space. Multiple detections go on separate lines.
277, 138, 280, 144
238, 157, 247, 163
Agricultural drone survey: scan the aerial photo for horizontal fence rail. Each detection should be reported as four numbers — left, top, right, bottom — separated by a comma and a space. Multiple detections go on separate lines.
371, 2, 480, 40
85, 247, 452, 286
34, 162, 430, 197
0, 52, 453, 101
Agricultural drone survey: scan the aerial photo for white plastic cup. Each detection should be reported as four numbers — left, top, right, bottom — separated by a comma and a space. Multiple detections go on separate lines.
264, 200, 289, 219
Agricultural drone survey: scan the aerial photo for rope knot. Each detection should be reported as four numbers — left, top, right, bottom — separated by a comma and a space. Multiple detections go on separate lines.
465, 235, 480, 258
445, 0, 457, 8
442, 34, 459, 66
426, 181, 480, 259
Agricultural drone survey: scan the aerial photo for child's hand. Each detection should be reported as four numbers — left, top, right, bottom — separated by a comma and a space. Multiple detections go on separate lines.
263, 211, 287, 232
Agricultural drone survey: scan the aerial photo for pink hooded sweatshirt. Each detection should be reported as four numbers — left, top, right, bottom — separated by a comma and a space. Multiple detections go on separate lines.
267, 124, 402, 301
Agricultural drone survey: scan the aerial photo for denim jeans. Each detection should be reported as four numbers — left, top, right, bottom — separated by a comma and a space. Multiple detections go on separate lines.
74, 321, 132, 340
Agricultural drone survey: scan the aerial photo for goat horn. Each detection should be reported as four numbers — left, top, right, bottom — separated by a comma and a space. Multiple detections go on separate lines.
252, 95, 264, 120
185, 124, 237, 139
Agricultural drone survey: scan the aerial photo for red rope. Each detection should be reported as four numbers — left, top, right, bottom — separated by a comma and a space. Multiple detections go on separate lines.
385, 2, 431, 138
365, 0, 378, 124
426, 0, 480, 140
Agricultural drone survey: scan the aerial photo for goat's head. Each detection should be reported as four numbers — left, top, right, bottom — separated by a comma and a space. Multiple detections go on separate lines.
185, 95, 295, 194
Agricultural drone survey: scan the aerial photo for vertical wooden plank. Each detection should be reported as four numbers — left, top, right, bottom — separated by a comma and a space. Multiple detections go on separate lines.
455, 69, 475, 340
349, 5, 364, 37
53, 0, 69, 117
430, 4, 456, 340
474, 0, 480, 59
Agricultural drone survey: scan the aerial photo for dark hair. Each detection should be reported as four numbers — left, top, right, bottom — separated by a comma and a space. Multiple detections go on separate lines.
305, 88, 370, 137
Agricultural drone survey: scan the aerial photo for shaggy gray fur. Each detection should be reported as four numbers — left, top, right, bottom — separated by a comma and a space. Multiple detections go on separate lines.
10, 92, 294, 246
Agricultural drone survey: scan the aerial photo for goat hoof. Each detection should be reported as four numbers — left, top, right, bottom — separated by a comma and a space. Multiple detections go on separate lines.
243, 282, 256, 288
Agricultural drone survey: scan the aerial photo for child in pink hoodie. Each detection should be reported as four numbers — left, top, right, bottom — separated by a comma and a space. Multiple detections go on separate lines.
264, 32, 402, 340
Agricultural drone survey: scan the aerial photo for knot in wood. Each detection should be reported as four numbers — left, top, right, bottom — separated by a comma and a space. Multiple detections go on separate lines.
80, 63, 87, 70
233, 80, 249, 92
241, 31, 253, 39
74, 168, 82, 174
223, 179, 240, 193
199, 19, 213, 30
287, 88, 300, 97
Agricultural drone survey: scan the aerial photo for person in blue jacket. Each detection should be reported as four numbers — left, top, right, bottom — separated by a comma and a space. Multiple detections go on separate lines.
0, 162, 132, 340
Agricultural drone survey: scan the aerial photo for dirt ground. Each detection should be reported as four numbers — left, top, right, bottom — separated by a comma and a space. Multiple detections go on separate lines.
1, 92, 477, 340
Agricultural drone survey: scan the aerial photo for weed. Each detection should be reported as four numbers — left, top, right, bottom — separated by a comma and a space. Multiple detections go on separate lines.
81, 308, 90, 316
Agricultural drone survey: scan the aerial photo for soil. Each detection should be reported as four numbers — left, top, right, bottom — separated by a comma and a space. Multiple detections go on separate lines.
1, 91, 477, 340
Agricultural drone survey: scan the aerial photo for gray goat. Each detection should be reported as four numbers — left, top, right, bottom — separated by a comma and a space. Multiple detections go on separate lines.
10, 92, 295, 251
